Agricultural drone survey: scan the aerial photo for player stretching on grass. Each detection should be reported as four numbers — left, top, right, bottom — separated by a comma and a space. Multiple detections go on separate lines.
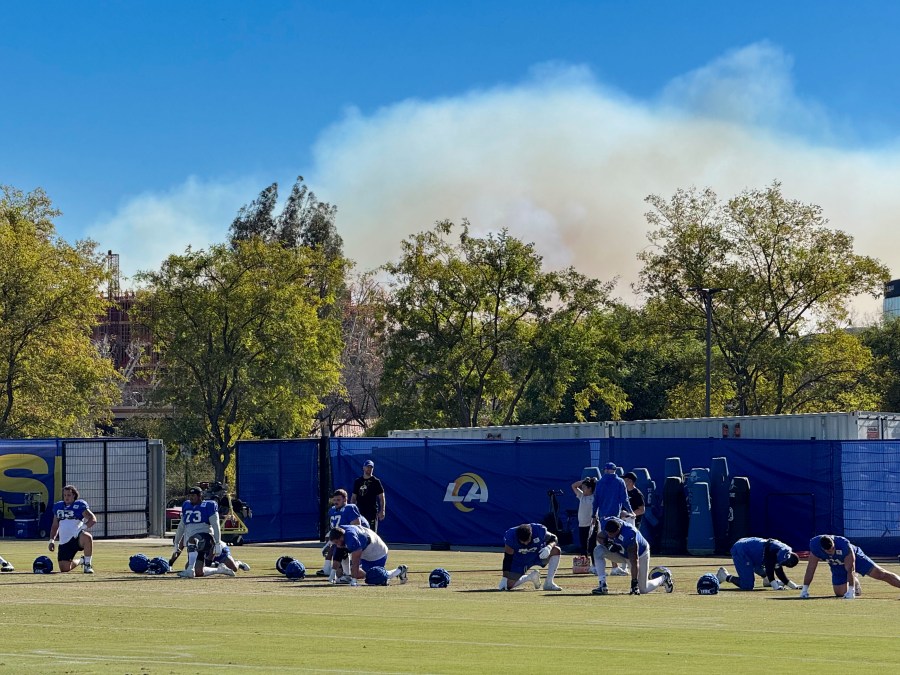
716, 537, 801, 590
173, 487, 234, 578
327, 525, 407, 585
499, 522, 563, 591
48, 484, 97, 573
800, 534, 900, 599
592, 516, 673, 595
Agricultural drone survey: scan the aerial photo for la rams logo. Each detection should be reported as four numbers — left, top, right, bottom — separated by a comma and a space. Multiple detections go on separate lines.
443, 473, 489, 512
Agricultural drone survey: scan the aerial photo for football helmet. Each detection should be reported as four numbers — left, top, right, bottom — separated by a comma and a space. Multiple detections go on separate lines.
697, 573, 720, 595
129, 553, 150, 574
276, 555, 297, 575
429, 568, 451, 588
284, 560, 306, 580
147, 557, 171, 575
33, 555, 54, 574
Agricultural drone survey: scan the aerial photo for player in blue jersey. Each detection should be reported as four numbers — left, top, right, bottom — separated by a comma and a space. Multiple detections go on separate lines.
327, 525, 407, 585
48, 484, 97, 573
800, 534, 900, 599
716, 537, 801, 590
499, 522, 563, 591
594, 463, 635, 577
317, 489, 369, 579
173, 487, 234, 578
592, 516, 673, 595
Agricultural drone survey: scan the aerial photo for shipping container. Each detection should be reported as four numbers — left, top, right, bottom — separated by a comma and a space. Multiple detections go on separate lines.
390, 412, 900, 441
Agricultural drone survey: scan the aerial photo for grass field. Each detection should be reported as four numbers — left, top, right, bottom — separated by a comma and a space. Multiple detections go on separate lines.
1, 538, 899, 674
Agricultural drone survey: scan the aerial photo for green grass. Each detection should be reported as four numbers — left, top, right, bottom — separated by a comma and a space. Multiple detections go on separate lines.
1, 539, 899, 674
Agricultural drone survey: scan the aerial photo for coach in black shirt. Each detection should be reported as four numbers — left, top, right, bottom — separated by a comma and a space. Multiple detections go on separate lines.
351, 460, 385, 532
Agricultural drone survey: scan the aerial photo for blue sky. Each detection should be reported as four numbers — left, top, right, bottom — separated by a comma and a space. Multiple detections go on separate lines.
3, 1, 900, 319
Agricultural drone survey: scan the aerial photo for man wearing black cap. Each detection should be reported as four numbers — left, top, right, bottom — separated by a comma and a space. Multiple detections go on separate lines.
172, 487, 234, 578
622, 472, 645, 529
351, 460, 385, 533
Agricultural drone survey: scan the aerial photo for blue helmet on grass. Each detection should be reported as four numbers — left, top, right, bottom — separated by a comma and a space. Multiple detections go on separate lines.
33, 555, 54, 574
365, 566, 390, 586
697, 573, 720, 595
429, 568, 451, 588
147, 557, 171, 575
284, 560, 306, 580
276, 556, 297, 575
129, 553, 150, 573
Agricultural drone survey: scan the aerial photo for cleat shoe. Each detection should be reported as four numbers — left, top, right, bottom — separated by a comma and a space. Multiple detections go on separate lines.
238, 562, 251, 571
543, 581, 562, 591
218, 566, 236, 576
0, 559, 14, 573
177, 569, 195, 578
397, 564, 408, 584
335, 575, 352, 585
591, 582, 609, 595
855, 578, 862, 597
498, 578, 509, 591
610, 566, 628, 576
83, 564, 94, 574
663, 569, 675, 593
716, 567, 729, 584
316, 569, 328, 576
527, 569, 541, 589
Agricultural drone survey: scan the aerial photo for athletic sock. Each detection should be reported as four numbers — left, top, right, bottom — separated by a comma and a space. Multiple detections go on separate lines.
546, 555, 560, 583
387, 567, 401, 578
187, 551, 198, 570
323, 560, 333, 574
83, 556, 92, 565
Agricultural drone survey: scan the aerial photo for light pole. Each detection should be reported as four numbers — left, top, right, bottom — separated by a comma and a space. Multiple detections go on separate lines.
688, 287, 729, 417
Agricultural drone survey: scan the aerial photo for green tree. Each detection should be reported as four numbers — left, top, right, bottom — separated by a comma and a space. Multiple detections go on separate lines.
134, 238, 344, 482
638, 183, 888, 415
375, 220, 623, 431
0, 185, 121, 436
860, 318, 900, 412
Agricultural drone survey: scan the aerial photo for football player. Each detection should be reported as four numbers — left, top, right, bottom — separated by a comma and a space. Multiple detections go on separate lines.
317, 489, 369, 579
499, 522, 563, 591
592, 516, 672, 595
48, 484, 97, 573
172, 487, 233, 578
716, 537, 800, 590
327, 525, 407, 585
800, 534, 900, 599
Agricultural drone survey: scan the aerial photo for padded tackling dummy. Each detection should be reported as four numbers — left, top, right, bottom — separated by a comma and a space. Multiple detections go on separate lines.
429, 568, 451, 588
686, 467, 710, 485
686, 481, 715, 555
697, 573, 720, 595
630, 467, 652, 501
710, 457, 730, 554
33, 555, 54, 574
129, 553, 150, 573
660, 475, 688, 555
664, 457, 683, 482
726, 477, 751, 547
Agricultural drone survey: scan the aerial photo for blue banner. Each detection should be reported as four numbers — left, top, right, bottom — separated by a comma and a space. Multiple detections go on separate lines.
331, 438, 592, 546
0, 439, 60, 537
236, 439, 319, 542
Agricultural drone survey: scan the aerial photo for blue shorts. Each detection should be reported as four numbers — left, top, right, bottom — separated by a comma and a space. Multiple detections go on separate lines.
829, 547, 875, 585
360, 555, 387, 572
213, 545, 232, 563
510, 551, 546, 576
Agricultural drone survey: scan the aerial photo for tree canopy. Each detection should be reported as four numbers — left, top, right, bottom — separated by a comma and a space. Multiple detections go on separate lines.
0, 185, 121, 436
135, 238, 344, 481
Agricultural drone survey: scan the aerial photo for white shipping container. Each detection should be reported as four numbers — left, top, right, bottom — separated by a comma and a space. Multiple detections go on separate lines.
389, 412, 900, 441
388, 421, 609, 440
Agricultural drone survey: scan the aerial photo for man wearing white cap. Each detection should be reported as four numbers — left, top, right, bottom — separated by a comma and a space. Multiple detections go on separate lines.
351, 460, 385, 532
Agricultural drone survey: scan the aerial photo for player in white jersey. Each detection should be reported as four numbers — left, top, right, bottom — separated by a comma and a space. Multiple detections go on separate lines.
172, 487, 233, 578
49, 484, 97, 573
